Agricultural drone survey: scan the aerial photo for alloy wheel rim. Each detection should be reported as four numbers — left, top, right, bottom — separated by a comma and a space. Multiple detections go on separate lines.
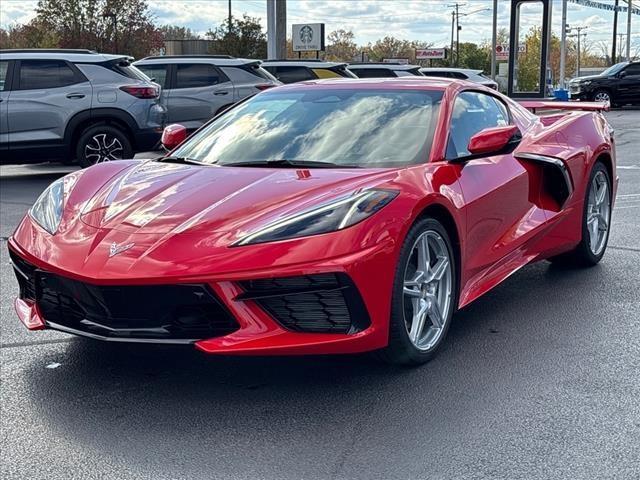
586, 170, 611, 256
403, 230, 452, 352
85, 133, 124, 164
594, 92, 610, 103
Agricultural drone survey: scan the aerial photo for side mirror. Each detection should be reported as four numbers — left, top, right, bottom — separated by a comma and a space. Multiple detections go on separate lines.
161, 124, 187, 151
618, 70, 627, 78
467, 125, 521, 156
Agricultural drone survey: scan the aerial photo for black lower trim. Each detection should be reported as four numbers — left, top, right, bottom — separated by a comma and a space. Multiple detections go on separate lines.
238, 273, 370, 334
10, 252, 239, 342
133, 127, 162, 151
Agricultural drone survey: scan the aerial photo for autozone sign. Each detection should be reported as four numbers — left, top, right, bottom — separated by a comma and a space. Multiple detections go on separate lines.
416, 48, 447, 60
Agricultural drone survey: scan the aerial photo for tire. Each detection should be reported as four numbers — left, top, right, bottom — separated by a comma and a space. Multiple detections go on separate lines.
549, 161, 612, 267
380, 217, 458, 365
76, 124, 133, 168
593, 89, 615, 107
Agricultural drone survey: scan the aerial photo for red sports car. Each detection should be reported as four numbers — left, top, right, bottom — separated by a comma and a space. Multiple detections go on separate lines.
9, 78, 617, 365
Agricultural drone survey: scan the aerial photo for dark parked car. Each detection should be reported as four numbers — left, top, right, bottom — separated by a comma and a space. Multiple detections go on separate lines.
569, 61, 640, 106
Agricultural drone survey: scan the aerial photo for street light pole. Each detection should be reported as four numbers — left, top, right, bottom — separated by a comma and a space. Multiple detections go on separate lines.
626, 0, 632, 61
560, 0, 567, 88
612, 0, 619, 64
491, 0, 497, 80
450, 10, 455, 67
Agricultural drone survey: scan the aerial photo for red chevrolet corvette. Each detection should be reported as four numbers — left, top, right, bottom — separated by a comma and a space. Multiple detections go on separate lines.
9, 78, 616, 364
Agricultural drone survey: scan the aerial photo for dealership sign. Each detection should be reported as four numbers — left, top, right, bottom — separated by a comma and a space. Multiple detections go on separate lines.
416, 48, 447, 60
292, 23, 325, 51
495, 44, 526, 60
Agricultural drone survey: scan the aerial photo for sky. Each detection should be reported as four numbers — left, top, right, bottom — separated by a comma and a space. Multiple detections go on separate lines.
0, 0, 637, 52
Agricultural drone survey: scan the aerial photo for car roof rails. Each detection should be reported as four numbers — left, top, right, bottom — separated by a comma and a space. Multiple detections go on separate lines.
0, 48, 98, 54
263, 58, 325, 62
139, 54, 236, 60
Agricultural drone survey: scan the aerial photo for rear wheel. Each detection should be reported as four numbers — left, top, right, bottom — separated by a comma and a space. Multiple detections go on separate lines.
76, 124, 133, 168
381, 218, 457, 365
550, 161, 612, 267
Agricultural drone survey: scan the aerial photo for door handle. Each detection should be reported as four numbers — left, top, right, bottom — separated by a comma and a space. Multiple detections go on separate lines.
214, 91, 229, 96
66, 93, 85, 99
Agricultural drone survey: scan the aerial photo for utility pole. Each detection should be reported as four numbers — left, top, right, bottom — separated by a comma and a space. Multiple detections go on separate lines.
612, 0, 619, 64
228, 0, 232, 36
455, 3, 460, 66
560, 0, 567, 88
626, 0, 633, 61
491, 0, 497, 80
447, 3, 465, 67
450, 10, 455, 67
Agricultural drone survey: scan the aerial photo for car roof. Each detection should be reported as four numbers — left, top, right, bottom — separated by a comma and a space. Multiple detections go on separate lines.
261, 60, 347, 68
420, 67, 483, 75
348, 63, 421, 70
135, 55, 259, 66
0, 49, 131, 63
271, 77, 454, 91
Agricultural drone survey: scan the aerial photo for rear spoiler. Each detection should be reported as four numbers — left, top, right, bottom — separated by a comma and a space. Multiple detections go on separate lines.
519, 100, 609, 114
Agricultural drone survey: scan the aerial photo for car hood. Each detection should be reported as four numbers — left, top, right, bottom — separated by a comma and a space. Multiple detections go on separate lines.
78, 160, 393, 238
570, 74, 603, 83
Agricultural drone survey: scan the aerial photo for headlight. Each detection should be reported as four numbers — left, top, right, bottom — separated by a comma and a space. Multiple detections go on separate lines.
234, 189, 399, 246
29, 178, 65, 234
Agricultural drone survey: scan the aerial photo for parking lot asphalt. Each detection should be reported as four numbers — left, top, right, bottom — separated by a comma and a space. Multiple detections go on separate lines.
1, 110, 639, 480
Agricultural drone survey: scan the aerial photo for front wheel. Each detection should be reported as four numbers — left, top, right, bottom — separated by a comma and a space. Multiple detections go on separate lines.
381, 218, 457, 365
593, 89, 615, 106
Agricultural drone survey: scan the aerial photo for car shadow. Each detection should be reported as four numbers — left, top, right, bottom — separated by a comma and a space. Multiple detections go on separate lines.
19, 258, 617, 475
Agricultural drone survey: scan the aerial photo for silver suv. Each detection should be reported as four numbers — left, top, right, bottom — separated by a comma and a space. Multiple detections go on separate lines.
134, 55, 280, 130
347, 63, 424, 78
0, 49, 166, 167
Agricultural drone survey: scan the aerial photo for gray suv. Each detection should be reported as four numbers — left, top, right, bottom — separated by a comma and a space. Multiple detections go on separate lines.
0, 49, 166, 167
134, 55, 280, 130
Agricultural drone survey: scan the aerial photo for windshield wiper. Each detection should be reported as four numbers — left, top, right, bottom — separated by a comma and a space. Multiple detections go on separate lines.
157, 156, 202, 165
217, 159, 358, 168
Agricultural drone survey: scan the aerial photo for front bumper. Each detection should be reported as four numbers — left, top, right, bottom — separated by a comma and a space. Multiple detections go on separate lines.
8, 237, 393, 355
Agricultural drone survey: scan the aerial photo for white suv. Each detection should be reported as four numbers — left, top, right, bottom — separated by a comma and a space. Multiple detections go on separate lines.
347, 63, 424, 78
419, 68, 498, 90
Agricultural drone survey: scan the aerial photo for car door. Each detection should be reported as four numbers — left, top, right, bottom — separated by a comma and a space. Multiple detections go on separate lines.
0, 60, 11, 152
167, 63, 233, 129
446, 91, 547, 300
617, 63, 640, 104
8, 59, 92, 149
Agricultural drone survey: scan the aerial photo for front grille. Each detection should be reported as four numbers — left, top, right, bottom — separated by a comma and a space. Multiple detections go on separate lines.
238, 273, 370, 334
10, 251, 37, 300
10, 252, 239, 342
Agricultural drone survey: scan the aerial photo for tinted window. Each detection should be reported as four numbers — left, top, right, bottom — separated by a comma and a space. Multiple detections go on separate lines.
351, 68, 396, 78
137, 64, 168, 88
623, 64, 640, 76
447, 91, 510, 159
421, 71, 451, 78
175, 64, 221, 88
172, 89, 443, 168
18, 60, 81, 90
271, 66, 316, 84
0, 61, 8, 91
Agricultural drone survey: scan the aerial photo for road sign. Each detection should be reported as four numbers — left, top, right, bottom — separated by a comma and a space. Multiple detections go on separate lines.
416, 48, 447, 60
292, 23, 325, 51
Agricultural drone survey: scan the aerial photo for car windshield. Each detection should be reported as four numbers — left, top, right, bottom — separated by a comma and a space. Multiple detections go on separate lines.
170, 88, 443, 168
600, 62, 627, 76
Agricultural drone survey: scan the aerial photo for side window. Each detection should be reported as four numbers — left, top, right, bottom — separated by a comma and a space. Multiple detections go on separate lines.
421, 71, 450, 78
446, 91, 510, 159
175, 63, 221, 89
18, 60, 82, 90
0, 61, 8, 91
353, 68, 395, 78
273, 66, 316, 83
137, 64, 168, 88
622, 64, 640, 77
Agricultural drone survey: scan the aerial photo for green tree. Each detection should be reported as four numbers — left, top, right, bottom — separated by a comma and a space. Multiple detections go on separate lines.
206, 15, 266, 58
367, 36, 417, 62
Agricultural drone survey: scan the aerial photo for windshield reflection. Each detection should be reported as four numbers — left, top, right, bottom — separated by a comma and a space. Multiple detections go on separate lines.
171, 89, 443, 168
